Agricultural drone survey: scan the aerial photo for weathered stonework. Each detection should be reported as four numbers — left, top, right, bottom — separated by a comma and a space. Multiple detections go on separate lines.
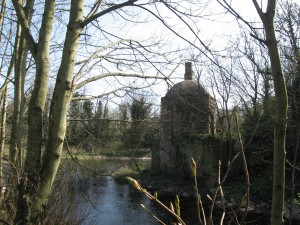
152, 62, 220, 177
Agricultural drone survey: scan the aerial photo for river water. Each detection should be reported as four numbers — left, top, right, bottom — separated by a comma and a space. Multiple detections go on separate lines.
61, 158, 173, 225
58, 158, 270, 225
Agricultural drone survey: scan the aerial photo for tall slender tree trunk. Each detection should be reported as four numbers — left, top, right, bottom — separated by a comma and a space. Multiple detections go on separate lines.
12, 0, 136, 223
0, 1, 21, 213
10, 0, 35, 169
23, 0, 55, 186
29, 1, 84, 223
0, 0, 8, 197
0, 57, 12, 207
253, 1, 288, 224
10, 24, 27, 167
12, 0, 56, 224
264, 14, 288, 225
0, 59, 13, 200
0, 0, 7, 45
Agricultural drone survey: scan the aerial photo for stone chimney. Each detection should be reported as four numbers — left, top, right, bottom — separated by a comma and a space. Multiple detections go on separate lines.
184, 62, 193, 80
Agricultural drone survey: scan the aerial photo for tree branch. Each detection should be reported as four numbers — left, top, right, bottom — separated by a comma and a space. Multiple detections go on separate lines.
80, 0, 138, 28
252, 0, 264, 20
266, 0, 276, 16
11, 0, 37, 59
250, 33, 267, 46
217, 0, 257, 31
71, 87, 127, 100
74, 72, 165, 90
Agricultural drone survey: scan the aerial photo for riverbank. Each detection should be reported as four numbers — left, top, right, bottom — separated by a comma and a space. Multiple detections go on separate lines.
131, 173, 274, 224
127, 170, 300, 224
63, 146, 152, 159
66, 154, 151, 161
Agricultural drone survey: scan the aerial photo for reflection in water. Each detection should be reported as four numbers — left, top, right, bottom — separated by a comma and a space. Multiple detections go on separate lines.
62, 158, 169, 225
60, 158, 272, 225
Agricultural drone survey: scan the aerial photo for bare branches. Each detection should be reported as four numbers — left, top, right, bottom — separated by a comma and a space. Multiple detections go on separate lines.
71, 87, 128, 100
252, 0, 264, 20
250, 33, 267, 45
135, 2, 220, 68
74, 72, 165, 90
11, 0, 37, 58
85, 0, 103, 19
235, 112, 250, 224
81, 0, 138, 28
126, 177, 186, 225
217, 0, 258, 31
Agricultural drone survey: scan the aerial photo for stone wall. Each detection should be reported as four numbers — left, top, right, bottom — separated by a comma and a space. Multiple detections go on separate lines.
152, 132, 240, 179
152, 62, 235, 178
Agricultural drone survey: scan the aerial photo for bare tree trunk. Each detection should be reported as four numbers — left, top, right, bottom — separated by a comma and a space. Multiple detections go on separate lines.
0, 0, 7, 44
10, 24, 27, 168
0, 0, 17, 208
252, 1, 288, 224
0, 61, 13, 200
24, 0, 55, 185
11, 0, 56, 224
0, 0, 8, 196
10, 0, 35, 169
12, 0, 138, 223
29, 1, 84, 223
281, 7, 300, 220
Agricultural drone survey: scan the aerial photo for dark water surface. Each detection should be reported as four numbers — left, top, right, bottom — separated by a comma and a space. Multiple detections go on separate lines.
63, 158, 171, 225
60, 158, 271, 225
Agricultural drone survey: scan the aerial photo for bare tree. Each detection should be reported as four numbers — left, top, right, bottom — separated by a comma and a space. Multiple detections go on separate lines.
0, 0, 13, 200
253, 2, 288, 224
276, 2, 300, 224
9, 0, 181, 223
216, 1, 288, 224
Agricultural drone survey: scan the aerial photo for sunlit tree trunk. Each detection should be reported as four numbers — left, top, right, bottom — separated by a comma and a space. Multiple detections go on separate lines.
0, 0, 9, 200
24, 0, 55, 186
12, 0, 56, 223
10, 20, 29, 168
10, 0, 35, 177
29, 1, 84, 223
12, 0, 137, 223
0, 59, 14, 200
253, 1, 288, 224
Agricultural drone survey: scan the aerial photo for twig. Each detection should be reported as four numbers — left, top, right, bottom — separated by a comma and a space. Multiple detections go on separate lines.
127, 177, 186, 225
289, 128, 300, 225
64, 138, 111, 176
218, 161, 226, 225
192, 158, 206, 225
235, 112, 250, 224
141, 204, 166, 225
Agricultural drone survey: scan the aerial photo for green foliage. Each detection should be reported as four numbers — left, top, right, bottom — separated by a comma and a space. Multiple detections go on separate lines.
124, 97, 159, 150
179, 131, 223, 144
92, 101, 112, 145
294, 193, 300, 206
82, 100, 93, 119
241, 97, 275, 163
67, 99, 114, 149
223, 177, 272, 203
66, 95, 159, 156
68, 97, 83, 146
130, 97, 151, 121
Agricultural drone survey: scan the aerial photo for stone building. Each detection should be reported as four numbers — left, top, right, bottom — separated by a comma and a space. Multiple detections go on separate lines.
152, 62, 220, 177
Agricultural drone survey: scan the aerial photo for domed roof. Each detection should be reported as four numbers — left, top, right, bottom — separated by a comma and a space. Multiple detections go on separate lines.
165, 80, 209, 99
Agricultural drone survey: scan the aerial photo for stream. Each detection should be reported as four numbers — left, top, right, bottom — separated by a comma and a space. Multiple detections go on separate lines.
60, 158, 173, 225
57, 158, 271, 225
